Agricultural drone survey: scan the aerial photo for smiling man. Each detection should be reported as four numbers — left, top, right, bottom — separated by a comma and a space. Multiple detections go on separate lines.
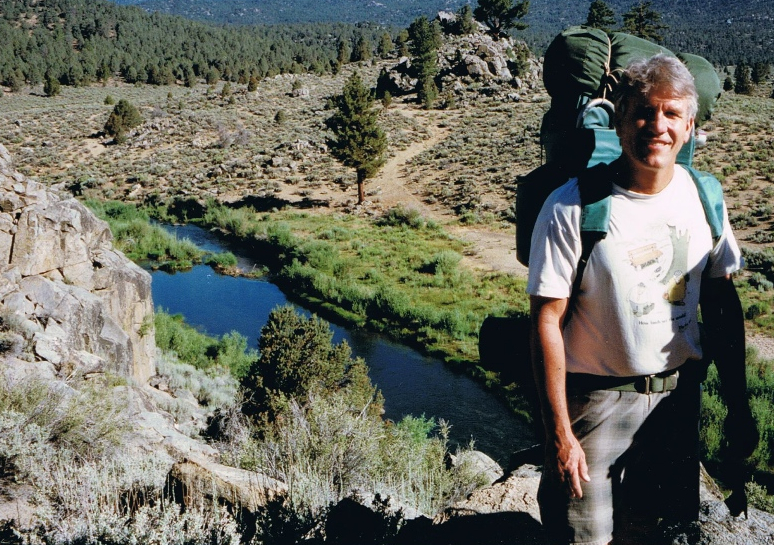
527, 54, 757, 544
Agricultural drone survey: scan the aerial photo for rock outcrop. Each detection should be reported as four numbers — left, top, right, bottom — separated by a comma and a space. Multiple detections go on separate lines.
0, 144, 155, 383
377, 11, 541, 103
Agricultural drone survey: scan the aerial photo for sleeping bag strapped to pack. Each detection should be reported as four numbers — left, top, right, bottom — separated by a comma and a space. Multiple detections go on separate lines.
515, 26, 722, 266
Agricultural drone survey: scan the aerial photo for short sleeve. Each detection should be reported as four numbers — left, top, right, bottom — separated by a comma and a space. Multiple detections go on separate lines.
705, 202, 744, 278
526, 179, 583, 299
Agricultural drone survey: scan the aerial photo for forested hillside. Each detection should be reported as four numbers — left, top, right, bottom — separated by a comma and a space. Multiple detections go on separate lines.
0, 0, 390, 90
109, 0, 774, 65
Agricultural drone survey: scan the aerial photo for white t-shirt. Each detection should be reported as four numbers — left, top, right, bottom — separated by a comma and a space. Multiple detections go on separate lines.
526, 165, 743, 377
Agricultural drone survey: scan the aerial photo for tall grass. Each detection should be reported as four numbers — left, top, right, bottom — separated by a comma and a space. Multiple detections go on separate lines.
188, 202, 528, 364
0, 371, 244, 544
228, 391, 487, 518
154, 308, 257, 379
86, 200, 203, 269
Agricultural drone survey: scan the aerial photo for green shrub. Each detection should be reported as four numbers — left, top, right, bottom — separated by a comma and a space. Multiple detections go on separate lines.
206, 251, 238, 271
242, 306, 382, 421
104, 99, 143, 142
377, 205, 426, 229
232, 390, 485, 516
85, 201, 203, 268
749, 272, 774, 292
154, 309, 257, 377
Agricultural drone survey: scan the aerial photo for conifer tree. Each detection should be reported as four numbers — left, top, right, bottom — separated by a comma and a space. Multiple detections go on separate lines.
396, 29, 410, 57
457, 4, 477, 35
352, 34, 372, 63
473, 0, 529, 37
585, 0, 616, 34
377, 32, 394, 58
325, 72, 387, 205
752, 62, 770, 85
622, 1, 667, 43
336, 39, 351, 68
408, 16, 441, 109
43, 72, 61, 97
104, 99, 143, 144
734, 61, 754, 95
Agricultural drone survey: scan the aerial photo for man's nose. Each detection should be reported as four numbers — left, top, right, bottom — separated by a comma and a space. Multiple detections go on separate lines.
648, 111, 668, 133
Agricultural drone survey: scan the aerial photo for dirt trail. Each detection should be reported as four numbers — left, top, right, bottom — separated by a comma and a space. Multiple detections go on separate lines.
371, 106, 528, 277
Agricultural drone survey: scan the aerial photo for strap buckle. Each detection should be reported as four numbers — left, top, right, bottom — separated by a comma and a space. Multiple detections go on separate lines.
639, 371, 679, 394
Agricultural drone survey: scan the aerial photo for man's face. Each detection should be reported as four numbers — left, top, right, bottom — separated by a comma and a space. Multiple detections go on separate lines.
615, 86, 695, 173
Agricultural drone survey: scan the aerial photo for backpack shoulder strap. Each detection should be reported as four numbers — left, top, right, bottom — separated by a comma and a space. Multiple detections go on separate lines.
566, 163, 613, 325
684, 165, 725, 242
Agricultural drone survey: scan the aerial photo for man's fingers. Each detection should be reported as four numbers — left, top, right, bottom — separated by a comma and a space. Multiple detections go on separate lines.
579, 454, 591, 483
563, 450, 590, 499
569, 471, 584, 498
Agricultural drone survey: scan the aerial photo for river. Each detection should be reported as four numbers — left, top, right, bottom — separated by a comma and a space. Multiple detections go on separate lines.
149, 224, 535, 464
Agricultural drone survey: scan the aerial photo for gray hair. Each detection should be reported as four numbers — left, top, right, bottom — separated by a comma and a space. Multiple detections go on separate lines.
613, 53, 698, 119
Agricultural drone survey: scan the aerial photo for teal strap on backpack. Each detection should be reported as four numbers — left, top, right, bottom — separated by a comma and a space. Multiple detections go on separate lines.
685, 165, 725, 243
566, 164, 725, 322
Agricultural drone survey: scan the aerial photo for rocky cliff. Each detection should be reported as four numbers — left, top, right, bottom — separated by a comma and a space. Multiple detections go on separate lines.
0, 143, 154, 383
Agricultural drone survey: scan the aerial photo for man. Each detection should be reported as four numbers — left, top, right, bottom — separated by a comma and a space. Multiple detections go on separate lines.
527, 54, 758, 544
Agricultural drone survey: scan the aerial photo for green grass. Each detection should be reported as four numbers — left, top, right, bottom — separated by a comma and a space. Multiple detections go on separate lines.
197, 202, 529, 364
154, 308, 257, 379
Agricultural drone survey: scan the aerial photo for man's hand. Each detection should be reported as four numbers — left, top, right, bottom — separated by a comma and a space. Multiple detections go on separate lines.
700, 275, 759, 460
725, 405, 759, 460
550, 432, 591, 498
530, 295, 591, 498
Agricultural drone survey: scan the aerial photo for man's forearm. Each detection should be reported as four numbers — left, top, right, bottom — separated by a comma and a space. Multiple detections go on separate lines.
701, 276, 747, 411
530, 295, 590, 497
530, 305, 573, 440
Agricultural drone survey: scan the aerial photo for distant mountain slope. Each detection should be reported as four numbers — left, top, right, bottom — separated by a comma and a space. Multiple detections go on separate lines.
108, 0, 774, 64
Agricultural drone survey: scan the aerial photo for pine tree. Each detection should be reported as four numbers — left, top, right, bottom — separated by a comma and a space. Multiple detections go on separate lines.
325, 72, 387, 205
396, 29, 410, 57
104, 99, 143, 144
408, 16, 441, 109
473, 0, 529, 37
734, 61, 754, 95
457, 4, 477, 35
622, 1, 667, 43
336, 39, 351, 68
585, 0, 616, 34
377, 32, 393, 59
43, 72, 61, 97
351, 34, 372, 63
752, 62, 770, 85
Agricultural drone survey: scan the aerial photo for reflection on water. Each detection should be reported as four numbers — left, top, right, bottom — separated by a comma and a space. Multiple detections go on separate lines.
150, 224, 534, 463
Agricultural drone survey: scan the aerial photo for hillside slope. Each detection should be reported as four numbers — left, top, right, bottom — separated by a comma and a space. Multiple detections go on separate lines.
107, 0, 774, 64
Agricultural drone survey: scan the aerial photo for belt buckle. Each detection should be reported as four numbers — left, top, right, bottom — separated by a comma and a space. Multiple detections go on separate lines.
641, 375, 652, 395
639, 372, 678, 394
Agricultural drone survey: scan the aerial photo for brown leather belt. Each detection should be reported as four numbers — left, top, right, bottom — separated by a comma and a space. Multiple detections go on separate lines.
567, 368, 679, 395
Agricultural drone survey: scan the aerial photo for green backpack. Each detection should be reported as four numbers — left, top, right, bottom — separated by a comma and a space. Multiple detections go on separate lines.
515, 26, 724, 268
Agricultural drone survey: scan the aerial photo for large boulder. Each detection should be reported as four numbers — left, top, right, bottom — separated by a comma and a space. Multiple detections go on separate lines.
169, 456, 287, 511
0, 144, 155, 382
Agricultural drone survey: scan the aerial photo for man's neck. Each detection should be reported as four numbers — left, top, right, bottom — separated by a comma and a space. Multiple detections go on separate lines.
616, 159, 675, 195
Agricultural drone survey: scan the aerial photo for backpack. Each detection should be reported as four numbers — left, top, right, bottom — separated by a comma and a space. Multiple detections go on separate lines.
479, 29, 725, 457
515, 26, 723, 268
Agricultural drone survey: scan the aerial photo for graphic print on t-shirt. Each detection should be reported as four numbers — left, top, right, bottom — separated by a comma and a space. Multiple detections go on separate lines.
625, 221, 690, 318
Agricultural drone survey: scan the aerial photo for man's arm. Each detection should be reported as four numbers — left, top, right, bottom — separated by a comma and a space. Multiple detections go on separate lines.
530, 295, 590, 498
700, 275, 758, 458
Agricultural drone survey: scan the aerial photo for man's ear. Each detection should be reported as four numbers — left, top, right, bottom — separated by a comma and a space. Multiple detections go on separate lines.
684, 117, 695, 144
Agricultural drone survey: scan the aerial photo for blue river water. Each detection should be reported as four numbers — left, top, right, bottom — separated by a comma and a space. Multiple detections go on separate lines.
149, 224, 534, 464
